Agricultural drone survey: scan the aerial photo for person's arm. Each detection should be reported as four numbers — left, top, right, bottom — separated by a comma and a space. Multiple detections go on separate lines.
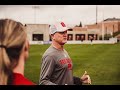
39, 55, 57, 85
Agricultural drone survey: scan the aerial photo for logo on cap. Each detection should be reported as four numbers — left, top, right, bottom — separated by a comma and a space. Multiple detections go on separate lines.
61, 22, 66, 27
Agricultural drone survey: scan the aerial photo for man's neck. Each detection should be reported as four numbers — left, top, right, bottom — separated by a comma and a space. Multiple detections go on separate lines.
52, 42, 64, 50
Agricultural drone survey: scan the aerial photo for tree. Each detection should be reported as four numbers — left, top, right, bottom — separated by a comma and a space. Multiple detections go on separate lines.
79, 21, 82, 27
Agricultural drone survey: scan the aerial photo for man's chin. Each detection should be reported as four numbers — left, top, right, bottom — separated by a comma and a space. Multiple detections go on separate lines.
61, 41, 67, 45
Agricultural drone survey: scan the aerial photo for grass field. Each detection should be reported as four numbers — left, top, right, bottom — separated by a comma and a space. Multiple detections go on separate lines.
24, 43, 120, 85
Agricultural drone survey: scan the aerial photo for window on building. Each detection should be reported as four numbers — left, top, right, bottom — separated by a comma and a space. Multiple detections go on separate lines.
88, 34, 94, 40
75, 34, 85, 41
67, 34, 73, 41
81, 34, 85, 41
76, 34, 81, 41
93, 34, 97, 40
32, 34, 43, 41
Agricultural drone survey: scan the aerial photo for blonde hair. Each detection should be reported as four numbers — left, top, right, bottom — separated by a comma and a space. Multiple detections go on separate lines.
0, 19, 27, 85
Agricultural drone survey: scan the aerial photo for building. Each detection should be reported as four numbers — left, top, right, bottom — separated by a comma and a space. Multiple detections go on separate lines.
86, 17, 120, 37
68, 26, 99, 41
26, 24, 50, 44
26, 17, 120, 44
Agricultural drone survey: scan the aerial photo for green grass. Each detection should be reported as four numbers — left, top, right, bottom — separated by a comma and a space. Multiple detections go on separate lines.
25, 44, 120, 85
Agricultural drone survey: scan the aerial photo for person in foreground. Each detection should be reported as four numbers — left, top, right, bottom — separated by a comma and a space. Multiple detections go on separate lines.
39, 21, 91, 85
0, 19, 36, 85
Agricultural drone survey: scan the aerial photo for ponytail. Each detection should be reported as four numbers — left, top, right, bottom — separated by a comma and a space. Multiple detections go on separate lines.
0, 19, 26, 85
0, 47, 12, 85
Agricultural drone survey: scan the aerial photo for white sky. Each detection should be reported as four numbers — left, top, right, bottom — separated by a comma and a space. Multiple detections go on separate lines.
0, 5, 120, 27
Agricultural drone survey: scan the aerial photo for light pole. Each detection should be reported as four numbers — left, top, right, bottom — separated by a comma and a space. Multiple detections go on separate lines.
32, 5, 40, 24
102, 5, 105, 41
96, 5, 98, 24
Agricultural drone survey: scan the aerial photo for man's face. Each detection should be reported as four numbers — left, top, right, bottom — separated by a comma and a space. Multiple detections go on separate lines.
52, 30, 67, 45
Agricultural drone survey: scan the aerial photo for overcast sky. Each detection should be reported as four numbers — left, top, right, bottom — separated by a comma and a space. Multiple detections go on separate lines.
0, 5, 120, 27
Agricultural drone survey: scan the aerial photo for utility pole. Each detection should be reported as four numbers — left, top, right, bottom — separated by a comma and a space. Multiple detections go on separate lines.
102, 5, 104, 41
96, 5, 98, 24
32, 5, 40, 24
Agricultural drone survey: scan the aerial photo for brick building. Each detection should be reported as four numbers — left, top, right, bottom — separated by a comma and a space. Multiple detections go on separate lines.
26, 18, 120, 44
86, 17, 120, 36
